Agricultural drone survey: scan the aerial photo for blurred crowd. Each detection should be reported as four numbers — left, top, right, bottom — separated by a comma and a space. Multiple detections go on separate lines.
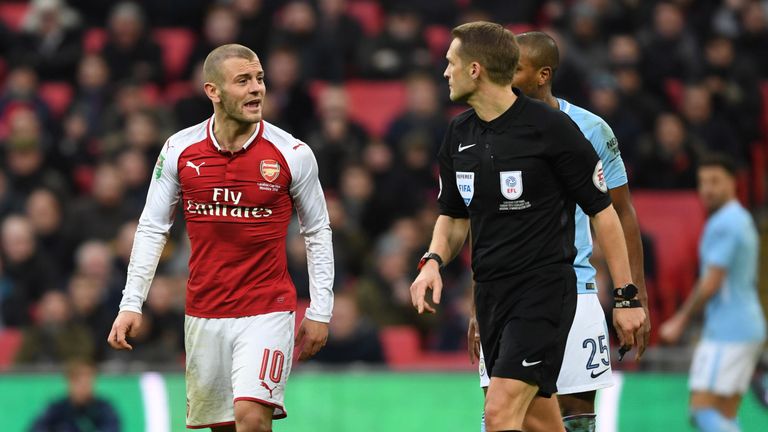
0, 0, 765, 369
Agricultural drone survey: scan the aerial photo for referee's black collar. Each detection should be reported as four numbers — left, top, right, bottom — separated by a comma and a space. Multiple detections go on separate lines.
476, 87, 528, 133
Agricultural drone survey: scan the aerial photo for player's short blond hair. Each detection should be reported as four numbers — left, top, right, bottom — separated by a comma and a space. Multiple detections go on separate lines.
203, 44, 258, 85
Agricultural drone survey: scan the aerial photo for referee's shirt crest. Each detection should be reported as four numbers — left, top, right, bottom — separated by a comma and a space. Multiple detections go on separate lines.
499, 171, 523, 200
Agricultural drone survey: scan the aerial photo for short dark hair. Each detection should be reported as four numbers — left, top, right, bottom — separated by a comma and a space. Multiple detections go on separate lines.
698, 152, 738, 177
516, 31, 559, 75
451, 21, 518, 86
203, 44, 258, 85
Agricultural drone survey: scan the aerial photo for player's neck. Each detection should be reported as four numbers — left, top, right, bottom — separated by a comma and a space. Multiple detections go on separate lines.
212, 112, 259, 152
541, 92, 559, 109
470, 84, 518, 122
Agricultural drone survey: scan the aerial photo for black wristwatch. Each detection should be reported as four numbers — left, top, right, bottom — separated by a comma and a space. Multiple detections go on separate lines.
613, 283, 641, 309
417, 252, 444, 271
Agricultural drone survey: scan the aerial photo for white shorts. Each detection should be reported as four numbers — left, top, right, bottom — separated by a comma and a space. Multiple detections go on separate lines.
689, 339, 763, 396
479, 294, 613, 394
185, 311, 295, 429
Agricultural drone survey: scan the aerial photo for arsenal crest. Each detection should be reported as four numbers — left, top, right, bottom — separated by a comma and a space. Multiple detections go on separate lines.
260, 160, 280, 183
500, 171, 523, 200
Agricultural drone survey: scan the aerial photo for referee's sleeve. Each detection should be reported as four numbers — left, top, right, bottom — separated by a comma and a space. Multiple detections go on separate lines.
437, 124, 469, 218
548, 112, 611, 216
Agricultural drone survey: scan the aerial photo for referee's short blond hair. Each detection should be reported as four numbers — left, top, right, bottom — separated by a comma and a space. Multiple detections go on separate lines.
451, 22, 519, 86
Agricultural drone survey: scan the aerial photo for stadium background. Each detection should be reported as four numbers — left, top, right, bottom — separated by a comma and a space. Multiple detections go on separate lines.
0, 0, 766, 430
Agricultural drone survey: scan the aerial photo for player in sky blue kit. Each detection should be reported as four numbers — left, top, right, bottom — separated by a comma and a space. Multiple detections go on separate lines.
469, 31, 650, 432
661, 154, 766, 432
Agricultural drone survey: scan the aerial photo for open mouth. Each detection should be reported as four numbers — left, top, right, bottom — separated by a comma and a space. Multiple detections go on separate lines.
244, 100, 261, 110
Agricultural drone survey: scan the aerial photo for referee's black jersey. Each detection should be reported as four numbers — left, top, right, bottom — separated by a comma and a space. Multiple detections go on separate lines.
438, 89, 612, 282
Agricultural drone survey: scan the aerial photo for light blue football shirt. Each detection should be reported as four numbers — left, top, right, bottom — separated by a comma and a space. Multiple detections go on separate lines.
558, 99, 628, 294
700, 200, 766, 342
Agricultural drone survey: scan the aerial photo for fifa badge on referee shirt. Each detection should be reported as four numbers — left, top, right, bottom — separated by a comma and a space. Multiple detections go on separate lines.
500, 171, 523, 200
456, 171, 475, 206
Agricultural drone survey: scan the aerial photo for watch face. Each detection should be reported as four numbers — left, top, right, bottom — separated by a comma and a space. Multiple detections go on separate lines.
624, 284, 638, 299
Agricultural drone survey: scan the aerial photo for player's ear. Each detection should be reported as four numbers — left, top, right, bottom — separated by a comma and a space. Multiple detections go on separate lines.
539, 67, 552, 86
470, 61, 481, 80
204, 81, 221, 103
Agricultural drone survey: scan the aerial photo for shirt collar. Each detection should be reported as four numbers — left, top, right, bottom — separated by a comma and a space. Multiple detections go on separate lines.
207, 115, 262, 152
477, 87, 527, 133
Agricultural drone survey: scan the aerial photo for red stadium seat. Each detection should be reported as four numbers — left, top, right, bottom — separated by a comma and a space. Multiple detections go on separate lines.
164, 81, 193, 105
83, 27, 108, 54
632, 191, 705, 330
38, 81, 74, 118
0, 2, 29, 31
0, 329, 22, 370
760, 81, 768, 139
380, 326, 422, 369
346, 1, 383, 36
664, 79, 684, 112
505, 23, 536, 35
424, 25, 451, 62
309, 80, 407, 138
751, 142, 766, 206
141, 83, 162, 106
153, 28, 196, 81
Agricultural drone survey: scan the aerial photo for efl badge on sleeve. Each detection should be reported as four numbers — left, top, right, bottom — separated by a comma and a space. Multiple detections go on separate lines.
456, 171, 475, 206
593, 160, 607, 192
260, 160, 280, 183
500, 171, 523, 200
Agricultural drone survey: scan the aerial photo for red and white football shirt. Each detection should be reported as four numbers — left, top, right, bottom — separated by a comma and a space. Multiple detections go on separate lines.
119, 117, 334, 321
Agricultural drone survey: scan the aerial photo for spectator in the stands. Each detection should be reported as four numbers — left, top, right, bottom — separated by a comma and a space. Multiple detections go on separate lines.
316, 0, 364, 78
633, 112, 702, 189
105, 220, 136, 310
68, 274, 111, 362
564, 2, 609, 74
116, 149, 150, 216
183, 4, 240, 80
29, 360, 120, 431
271, 0, 343, 81
0, 66, 53, 134
639, 1, 699, 100
357, 231, 435, 338
2, 108, 68, 206
101, 80, 173, 138
548, 28, 590, 107
681, 83, 744, 165
699, 34, 762, 145
69, 163, 134, 245
357, 5, 431, 79
587, 73, 643, 169
312, 292, 384, 364
101, 2, 164, 85
234, 0, 273, 59
25, 188, 74, 277
173, 62, 210, 128
261, 45, 316, 138
0, 215, 60, 327
15, 290, 93, 365
738, 1, 768, 77
105, 109, 167, 171
72, 54, 112, 138
10, 0, 83, 82
386, 71, 445, 157
305, 85, 368, 190
609, 34, 664, 131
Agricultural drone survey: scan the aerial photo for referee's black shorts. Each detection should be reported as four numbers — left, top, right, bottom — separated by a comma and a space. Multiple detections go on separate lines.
475, 263, 577, 397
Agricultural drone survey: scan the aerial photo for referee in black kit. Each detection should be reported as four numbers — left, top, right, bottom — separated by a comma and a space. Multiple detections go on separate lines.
410, 22, 645, 432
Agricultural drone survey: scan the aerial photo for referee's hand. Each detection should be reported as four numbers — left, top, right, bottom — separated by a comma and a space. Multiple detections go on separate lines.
410, 260, 442, 314
613, 307, 646, 357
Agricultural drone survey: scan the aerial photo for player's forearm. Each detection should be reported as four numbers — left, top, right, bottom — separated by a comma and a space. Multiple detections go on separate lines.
591, 205, 632, 287
678, 267, 725, 322
303, 226, 334, 323
119, 223, 170, 314
614, 194, 647, 302
427, 215, 470, 263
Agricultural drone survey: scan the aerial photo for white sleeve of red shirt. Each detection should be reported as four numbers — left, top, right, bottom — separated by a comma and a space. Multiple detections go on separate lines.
119, 138, 182, 314
284, 141, 335, 323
